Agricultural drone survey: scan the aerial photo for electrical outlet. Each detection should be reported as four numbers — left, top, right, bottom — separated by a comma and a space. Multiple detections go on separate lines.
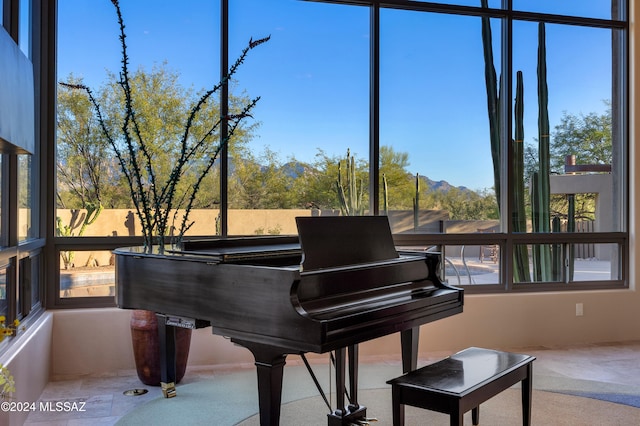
576, 303, 584, 316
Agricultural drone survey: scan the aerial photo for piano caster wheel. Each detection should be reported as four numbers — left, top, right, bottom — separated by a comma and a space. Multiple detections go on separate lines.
161, 382, 177, 398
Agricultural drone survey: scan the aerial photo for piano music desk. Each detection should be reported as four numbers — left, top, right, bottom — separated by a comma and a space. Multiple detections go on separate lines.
387, 347, 535, 426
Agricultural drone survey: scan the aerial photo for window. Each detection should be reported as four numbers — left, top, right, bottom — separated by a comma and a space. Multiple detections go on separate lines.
0, 0, 42, 348
18, 154, 32, 241
52, 0, 628, 307
18, 0, 30, 57
228, 0, 369, 233
55, 0, 221, 301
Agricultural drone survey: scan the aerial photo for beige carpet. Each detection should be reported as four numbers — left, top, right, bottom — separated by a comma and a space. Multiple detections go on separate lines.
237, 388, 640, 426
117, 361, 640, 425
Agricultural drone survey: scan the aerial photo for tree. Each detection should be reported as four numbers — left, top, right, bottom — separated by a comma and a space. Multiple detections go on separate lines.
523, 105, 612, 223
550, 103, 612, 173
229, 147, 296, 209
57, 65, 258, 212
379, 146, 415, 210
57, 75, 130, 209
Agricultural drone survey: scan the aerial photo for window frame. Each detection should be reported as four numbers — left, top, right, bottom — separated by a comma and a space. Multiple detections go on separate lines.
48, 0, 629, 308
0, 0, 45, 352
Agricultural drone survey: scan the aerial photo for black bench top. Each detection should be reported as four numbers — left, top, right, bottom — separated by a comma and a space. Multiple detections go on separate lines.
387, 347, 535, 396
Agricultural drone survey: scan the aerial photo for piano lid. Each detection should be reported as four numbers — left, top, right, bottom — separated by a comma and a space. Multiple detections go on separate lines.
296, 216, 399, 272
175, 235, 300, 262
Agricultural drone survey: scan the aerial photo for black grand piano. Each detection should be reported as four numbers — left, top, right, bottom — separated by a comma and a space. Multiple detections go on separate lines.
115, 216, 463, 425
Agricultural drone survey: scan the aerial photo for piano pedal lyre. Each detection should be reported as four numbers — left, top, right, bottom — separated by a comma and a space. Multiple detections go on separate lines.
161, 382, 177, 398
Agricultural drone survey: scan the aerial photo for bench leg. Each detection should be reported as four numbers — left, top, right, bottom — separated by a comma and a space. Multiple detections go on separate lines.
472, 406, 479, 425
522, 362, 533, 426
450, 407, 463, 426
391, 386, 405, 426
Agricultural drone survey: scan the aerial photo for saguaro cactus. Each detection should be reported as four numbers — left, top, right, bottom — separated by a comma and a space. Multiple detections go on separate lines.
336, 149, 364, 216
481, 5, 555, 282
413, 173, 420, 231
513, 71, 531, 281
531, 22, 554, 282
480, 0, 501, 209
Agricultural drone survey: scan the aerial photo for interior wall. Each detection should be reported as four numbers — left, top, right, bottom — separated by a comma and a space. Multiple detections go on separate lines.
49, 284, 640, 380
0, 313, 52, 426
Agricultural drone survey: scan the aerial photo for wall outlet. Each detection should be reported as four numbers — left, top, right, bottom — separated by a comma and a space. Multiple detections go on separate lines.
576, 303, 584, 316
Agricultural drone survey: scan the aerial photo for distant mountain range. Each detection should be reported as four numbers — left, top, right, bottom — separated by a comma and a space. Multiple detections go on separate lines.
279, 161, 471, 193
421, 175, 470, 193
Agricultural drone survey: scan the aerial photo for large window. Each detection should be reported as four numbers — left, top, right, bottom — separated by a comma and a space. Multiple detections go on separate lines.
55, 0, 221, 302
0, 0, 43, 347
228, 0, 369, 233
53, 0, 628, 306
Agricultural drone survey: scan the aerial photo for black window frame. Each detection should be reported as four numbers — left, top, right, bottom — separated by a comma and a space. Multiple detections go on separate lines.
48, 0, 629, 309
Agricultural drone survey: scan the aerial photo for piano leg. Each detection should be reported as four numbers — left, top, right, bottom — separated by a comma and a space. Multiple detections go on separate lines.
334, 347, 347, 417
156, 314, 177, 398
348, 345, 359, 411
233, 340, 288, 426
401, 327, 419, 373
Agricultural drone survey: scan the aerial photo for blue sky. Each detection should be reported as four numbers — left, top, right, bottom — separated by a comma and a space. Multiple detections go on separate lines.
58, 0, 614, 191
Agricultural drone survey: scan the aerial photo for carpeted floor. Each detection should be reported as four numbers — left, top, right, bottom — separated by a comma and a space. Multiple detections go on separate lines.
238, 388, 640, 426
116, 358, 640, 426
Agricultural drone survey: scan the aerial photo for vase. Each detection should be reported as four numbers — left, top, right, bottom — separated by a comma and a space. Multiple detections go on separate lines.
130, 309, 192, 386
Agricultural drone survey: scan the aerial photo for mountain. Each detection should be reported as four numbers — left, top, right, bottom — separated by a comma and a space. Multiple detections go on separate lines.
421, 175, 470, 193
278, 160, 471, 194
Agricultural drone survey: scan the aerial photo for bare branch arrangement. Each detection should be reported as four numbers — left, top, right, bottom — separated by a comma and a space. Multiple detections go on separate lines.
61, 0, 269, 251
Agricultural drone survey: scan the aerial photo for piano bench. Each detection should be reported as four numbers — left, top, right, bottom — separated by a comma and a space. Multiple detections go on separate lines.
386, 347, 535, 426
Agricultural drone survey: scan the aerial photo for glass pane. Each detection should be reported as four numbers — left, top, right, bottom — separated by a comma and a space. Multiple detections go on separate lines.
413, 0, 502, 7
29, 253, 40, 309
513, 0, 623, 20
0, 265, 7, 318
512, 21, 618, 233
442, 244, 500, 285
18, 0, 30, 58
513, 244, 563, 283
60, 250, 115, 298
18, 256, 28, 318
57, 0, 222, 239
18, 154, 32, 241
380, 11, 499, 234
572, 243, 618, 281
0, 157, 3, 245
513, 243, 619, 283
228, 0, 369, 234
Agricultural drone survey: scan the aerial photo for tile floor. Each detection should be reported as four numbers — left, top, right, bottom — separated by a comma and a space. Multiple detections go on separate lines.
24, 341, 640, 425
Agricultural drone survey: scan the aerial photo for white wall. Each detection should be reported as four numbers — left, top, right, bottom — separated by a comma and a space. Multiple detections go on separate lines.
0, 313, 52, 426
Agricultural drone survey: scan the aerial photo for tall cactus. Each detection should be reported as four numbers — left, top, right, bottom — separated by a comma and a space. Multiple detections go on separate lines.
531, 22, 554, 281
480, 0, 501, 208
382, 173, 389, 215
482, 0, 531, 280
513, 71, 530, 281
413, 173, 420, 231
336, 149, 364, 216
481, 6, 555, 282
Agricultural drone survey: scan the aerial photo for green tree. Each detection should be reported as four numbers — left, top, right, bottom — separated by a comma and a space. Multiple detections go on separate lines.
550, 103, 612, 173
57, 74, 113, 209
229, 147, 295, 209
523, 105, 611, 223
58, 65, 257, 212
379, 146, 415, 210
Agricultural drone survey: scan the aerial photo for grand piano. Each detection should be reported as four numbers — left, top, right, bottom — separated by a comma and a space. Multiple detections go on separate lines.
115, 216, 463, 425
